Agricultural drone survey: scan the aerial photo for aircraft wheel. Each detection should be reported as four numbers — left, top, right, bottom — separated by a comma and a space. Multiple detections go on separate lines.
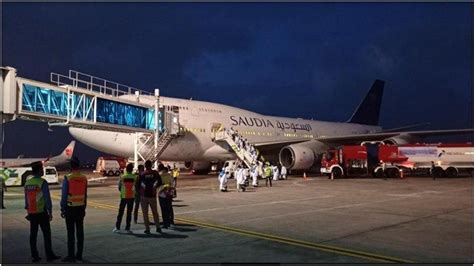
445, 167, 458, 178
331, 168, 342, 179
107, 170, 114, 176
115, 170, 121, 176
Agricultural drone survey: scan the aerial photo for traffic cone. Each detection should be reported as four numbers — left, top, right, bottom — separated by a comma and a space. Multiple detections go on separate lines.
303, 172, 307, 180
399, 169, 404, 179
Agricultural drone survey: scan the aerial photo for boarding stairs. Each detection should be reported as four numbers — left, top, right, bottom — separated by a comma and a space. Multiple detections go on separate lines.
214, 128, 264, 169
134, 108, 182, 166
136, 129, 176, 162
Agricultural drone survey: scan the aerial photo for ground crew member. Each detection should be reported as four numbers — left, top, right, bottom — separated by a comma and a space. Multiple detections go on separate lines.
133, 164, 144, 224
60, 156, 88, 263
1, 171, 6, 209
264, 162, 273, 187
137, 160, 162, 234
113, 163, 136, 233
172, 164, 180, 198
25, 161, 60, 263
158, 164, 175, 229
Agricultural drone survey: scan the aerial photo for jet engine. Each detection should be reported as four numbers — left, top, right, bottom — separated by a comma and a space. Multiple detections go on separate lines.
383, 134, 419, 145
184, 161, 211, 174
279, 141, 328, 170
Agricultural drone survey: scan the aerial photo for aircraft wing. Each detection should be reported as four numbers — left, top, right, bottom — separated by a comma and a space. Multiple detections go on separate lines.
315, 128, 474, 144
253, 128, 474, 152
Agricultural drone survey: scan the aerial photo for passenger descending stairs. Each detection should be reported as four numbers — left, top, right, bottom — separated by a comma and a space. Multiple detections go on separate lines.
214, 128, 264, 169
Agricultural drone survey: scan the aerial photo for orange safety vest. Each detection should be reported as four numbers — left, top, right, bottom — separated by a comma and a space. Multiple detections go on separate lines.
66, 172, 87, 207
25, 177, 46, 214
120, 173, 136, 199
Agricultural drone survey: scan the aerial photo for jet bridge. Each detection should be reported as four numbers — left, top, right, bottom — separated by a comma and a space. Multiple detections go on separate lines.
1, 66, 181, 167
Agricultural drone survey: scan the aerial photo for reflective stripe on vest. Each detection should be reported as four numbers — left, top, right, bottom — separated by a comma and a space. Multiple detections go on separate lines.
25, 177, 45, 214
120, 173, 136, 199
66, 173, 87, 207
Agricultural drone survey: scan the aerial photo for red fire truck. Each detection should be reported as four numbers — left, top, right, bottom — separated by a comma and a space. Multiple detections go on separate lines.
321, 143, 474, 178
320, 143, 408, 179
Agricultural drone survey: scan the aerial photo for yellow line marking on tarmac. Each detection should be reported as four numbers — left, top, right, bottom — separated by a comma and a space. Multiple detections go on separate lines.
51, 193, 412, 263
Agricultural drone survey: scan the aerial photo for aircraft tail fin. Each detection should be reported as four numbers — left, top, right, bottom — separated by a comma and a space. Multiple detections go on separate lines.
57, 141, 76, 159
348, 79, 384, 126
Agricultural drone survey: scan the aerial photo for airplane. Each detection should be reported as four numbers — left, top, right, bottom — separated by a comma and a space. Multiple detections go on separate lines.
0, 141, 76, 168
68, 80, 473, 172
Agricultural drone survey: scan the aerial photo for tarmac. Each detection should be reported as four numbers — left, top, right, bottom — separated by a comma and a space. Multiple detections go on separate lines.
1, 172, 473, 264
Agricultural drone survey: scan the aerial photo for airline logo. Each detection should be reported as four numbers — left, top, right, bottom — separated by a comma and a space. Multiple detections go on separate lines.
230, 116, 312, 132
65, 148, 73, 157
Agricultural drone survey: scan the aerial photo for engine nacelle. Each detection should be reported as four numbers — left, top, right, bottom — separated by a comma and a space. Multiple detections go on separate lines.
184, 161, 211, 174
279, 141, 328, 170
383, 134, 419, 145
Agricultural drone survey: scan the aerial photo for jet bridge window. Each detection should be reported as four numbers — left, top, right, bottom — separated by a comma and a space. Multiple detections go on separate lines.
96, 98, 155, 130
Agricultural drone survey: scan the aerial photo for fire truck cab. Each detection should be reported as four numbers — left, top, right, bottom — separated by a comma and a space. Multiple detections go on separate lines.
321, 143, 408, 179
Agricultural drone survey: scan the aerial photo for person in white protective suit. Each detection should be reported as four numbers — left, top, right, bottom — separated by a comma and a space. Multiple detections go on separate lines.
219, 168, 228, 192
251, 164, 259, 187
243, 167, 250, 187
235, 166, 246, 192
280, 165, 287, 180
272, 165, 280, 181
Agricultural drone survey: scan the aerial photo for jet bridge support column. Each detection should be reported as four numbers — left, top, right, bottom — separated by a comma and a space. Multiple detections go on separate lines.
154, 88, 160, 170
1, 66, 18, 123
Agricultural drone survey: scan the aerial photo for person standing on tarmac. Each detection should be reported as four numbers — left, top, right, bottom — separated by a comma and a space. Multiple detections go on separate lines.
171, 164, 180, 198
133, 164, 144, 224
272, 165, 280, 181
158, 164, 175, 230
113, 163, 137, 233
1, 172, 6, 209
251, 164, 259, 187
218, 168, 227, 192
264, 162, 273, 187
281, 165, 287, 180
60, 156, 88, 263
24, 161, 61, 263
137, 160, 162, 234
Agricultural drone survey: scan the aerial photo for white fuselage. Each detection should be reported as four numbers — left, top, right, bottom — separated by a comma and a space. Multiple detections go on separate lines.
69, 96, 382, 161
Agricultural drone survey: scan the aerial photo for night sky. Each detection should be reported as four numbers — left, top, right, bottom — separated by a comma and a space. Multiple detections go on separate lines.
1, 3, 472, 162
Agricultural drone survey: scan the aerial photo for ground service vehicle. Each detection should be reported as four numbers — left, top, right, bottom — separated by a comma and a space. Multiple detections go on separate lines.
397, 143, 474, 178
321, 144, 408, 178
95, 158, 122, 176
0, 166, 59, 186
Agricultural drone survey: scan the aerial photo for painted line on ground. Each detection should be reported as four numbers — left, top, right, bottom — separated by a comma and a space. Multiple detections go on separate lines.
51, 193, 412, 263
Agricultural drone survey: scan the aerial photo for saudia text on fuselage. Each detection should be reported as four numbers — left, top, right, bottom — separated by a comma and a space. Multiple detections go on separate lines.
229, 116, 312, 132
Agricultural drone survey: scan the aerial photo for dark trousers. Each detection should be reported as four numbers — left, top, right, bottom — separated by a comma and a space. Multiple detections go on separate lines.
116, 198, 134, 230
158, 197, 174, 227
29, 212, 55, 258
265, 176, 272, 187
65, 206, 85, 258
1, 189, 4, 208
133, 195, 140, 222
